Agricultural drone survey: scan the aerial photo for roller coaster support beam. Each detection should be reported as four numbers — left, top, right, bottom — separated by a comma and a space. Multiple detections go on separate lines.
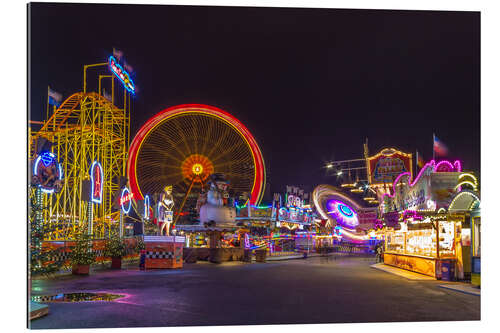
83, 63, 108, 93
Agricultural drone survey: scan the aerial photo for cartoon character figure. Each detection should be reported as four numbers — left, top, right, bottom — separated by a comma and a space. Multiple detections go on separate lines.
199, 173, 236, 226
159, 185, 175, 235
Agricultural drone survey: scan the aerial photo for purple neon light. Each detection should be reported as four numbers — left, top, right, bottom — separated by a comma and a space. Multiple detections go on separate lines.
326, 199, 359, 229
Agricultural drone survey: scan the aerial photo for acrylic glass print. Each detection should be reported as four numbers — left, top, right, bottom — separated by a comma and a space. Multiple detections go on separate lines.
28, 2, 480, 329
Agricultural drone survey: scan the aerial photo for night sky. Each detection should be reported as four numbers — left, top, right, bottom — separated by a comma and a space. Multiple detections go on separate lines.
29, 3, 480, 198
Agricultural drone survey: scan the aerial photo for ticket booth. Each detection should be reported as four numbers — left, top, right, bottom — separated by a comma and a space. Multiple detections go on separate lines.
143, 235, 185, 269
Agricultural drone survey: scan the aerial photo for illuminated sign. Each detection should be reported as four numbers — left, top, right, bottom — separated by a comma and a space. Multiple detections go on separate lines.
120, 187, 133, 214
366, 148, 412, 185
90, 161, 103, 204
286, 194, 303, 208
32, 151, 63, 194
109, 56, 135, 94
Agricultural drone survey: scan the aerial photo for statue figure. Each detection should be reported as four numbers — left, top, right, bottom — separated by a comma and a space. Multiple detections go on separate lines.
159, 185, 174, 235
199, 173, 236, 227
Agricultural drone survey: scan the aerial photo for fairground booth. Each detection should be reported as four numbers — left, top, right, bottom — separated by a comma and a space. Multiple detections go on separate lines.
272, 187, 315, 256
381, 159, 480, 281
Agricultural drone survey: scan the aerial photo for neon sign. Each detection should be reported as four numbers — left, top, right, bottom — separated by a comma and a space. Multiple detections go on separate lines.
90, 161, 104, 204
32, 151, 63, 194
326, 199, 359, 229
286, 193, 303, 208
144, 195, 150, 219
120, 187, 133, 214
109, 56, 135, 94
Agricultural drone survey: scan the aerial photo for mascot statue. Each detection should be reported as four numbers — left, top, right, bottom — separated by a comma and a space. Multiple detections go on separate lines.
199, 173, 236, 227
159, 185, 175, 235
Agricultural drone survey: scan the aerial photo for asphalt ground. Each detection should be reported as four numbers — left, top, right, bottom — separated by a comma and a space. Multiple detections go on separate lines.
29, 255, 480, 329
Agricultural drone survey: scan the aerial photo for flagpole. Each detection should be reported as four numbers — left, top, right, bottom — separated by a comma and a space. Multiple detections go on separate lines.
432, 133, 435, 161
46, 86, 50, 122
416, 150, 419, 174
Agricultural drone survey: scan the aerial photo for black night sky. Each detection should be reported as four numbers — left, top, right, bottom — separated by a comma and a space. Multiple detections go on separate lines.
29, 3, 480, 198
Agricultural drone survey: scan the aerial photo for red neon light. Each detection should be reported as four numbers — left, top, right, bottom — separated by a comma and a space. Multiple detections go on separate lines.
93, 166, 101, 198
120, 192, 134, 205
127, 104, 266, 205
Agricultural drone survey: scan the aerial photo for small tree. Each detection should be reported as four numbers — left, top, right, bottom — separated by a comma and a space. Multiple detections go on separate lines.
134, 236, 146, 254
29, 187, 66, 277
70, 232, 96, 266
104, 232, 127, 258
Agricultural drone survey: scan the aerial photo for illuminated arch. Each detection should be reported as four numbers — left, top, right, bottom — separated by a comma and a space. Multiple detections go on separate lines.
127, 104, 266, 205
448, 190, 480, 212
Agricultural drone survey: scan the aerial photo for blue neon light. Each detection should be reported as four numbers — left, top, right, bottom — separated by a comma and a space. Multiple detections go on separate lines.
338, 204, 354, 217
109, 56, 135, 95
90, 161, 104, 204
33, 152, 63, 194
120, 187, 132, 214
144, 195, 150, 219
40, 151, 55, 167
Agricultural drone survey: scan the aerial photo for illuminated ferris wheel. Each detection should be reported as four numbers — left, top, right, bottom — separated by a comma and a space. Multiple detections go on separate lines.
127, 104, 266, 217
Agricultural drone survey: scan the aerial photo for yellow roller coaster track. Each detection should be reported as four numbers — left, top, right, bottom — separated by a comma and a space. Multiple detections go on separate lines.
29, 87, 130, 240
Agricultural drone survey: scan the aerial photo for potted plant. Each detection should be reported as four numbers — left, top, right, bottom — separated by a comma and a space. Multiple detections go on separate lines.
104, 232, 127, 269
70, 233, 96, 275
134, 237, 146, 269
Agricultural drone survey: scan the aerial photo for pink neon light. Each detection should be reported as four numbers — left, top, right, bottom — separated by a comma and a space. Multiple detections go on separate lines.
383, 160, 434, 200
435, 160, 453, 172
402, 209, 424, 220
383, 159, 463, 200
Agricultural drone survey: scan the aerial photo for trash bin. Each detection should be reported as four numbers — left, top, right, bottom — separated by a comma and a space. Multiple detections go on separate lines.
441, 260, 455, 281
255, 249, 267, 263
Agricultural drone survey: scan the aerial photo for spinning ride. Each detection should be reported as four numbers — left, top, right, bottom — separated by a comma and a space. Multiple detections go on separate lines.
312, 184, 368, 241
127, 104, 266, 219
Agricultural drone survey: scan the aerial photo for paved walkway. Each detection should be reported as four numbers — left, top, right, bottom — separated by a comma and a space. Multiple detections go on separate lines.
438, 283, 480, 296
30, 256, 479, 329
370, 263, 436, 280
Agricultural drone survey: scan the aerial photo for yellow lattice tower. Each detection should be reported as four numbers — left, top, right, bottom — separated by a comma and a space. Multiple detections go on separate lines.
29, 62, 130, 240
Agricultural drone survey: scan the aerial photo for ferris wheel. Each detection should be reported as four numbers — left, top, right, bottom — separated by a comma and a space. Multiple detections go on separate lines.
127, 104, 266, 218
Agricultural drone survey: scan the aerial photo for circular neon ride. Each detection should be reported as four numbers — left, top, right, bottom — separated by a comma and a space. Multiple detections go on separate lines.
313, 184, 367, 241
326, 199, 359, 228
127, 104, 266, 214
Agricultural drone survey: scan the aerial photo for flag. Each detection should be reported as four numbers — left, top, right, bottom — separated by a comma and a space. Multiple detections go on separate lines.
48, 88, 62, 106
416, 151, 424, 168
113, 48, 123, 60
433, 135, 449, 156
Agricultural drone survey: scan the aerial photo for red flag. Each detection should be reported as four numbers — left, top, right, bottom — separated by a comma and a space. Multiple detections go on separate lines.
433, 135, 449, 156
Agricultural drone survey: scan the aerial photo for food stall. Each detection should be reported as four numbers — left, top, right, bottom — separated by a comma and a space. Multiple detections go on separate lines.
384, 212, 465, 279
381, 160, 479, 280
